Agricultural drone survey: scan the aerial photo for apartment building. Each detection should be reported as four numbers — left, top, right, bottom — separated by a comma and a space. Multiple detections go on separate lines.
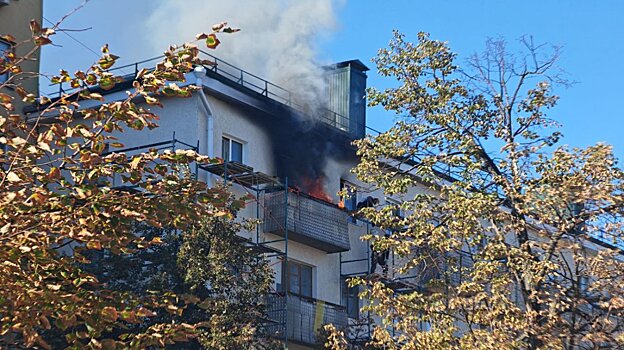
0, 0, 43, 113
39, 47, 624, 348
42, 51, 410, 349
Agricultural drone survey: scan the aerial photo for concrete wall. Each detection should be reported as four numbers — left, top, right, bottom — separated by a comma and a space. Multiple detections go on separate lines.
208, 95, 275, 175
112, 95, 201, 150
0, 0, 42, 113
99, 72, 373, 350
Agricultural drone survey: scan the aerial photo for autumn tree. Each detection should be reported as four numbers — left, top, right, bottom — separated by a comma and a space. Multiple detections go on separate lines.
341, 32, 624, 349
82, 202, 278, 350
0, 17, 276, 349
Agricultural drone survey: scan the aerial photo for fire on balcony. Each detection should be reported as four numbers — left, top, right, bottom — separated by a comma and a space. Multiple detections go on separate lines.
297, 176, 333, 203
264, 188, 350, 253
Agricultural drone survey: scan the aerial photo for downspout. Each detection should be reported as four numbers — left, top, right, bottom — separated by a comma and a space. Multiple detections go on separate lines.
193, 66, 214, 184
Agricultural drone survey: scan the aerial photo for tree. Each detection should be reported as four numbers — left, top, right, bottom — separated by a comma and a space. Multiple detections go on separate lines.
83, 198, 278, 349
339, 31, 624, 349
0, 17, 275, 349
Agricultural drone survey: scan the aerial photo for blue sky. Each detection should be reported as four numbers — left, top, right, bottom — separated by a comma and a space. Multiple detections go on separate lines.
41, 1, 624, 159
325, 1, 624, 158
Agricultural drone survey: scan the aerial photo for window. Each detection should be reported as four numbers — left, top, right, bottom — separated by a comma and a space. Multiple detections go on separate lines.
0, 39, 11, 84
386, 198, 404, 218
342, 279, 359, 319
418, 318, 431, 332
340, 180, 357, 212
386, 198, 406, 233
579, 276, 589, 294
221, 136, 243, 163
281, 260, 313, 298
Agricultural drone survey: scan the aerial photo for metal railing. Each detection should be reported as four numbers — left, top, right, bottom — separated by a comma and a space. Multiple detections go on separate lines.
101, 133, 199, 188
201, 51, 295, 108
46, 51, 364, 137
264, 190, 350, 253
199, 50, 358, 135
265, 293, 348, 346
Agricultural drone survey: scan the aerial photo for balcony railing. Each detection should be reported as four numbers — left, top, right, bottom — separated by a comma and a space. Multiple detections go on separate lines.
265, 293, 348, 346
264, 190, 350, 253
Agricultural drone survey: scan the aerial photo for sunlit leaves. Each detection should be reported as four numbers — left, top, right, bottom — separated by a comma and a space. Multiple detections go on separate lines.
345, 30, 624, 350
0, 19, 256, 349
205, 34, 220, 49
98, 54, 119, 70
29, 20, 55, 47
0, 34, 16, 43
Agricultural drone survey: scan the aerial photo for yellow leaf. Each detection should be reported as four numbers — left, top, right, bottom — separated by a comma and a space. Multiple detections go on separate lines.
10, 137, 26, 146
47, 167, 60, 180
0, 223, 10, 234
87, 240, 102, 250
136, 307, 156, 317
6, 172, 21, 182
39, 315, 51, 330
130, 156, 142, 170
101, 306, 118, 321
38, 141, 52, 153
47, 284, 62, 291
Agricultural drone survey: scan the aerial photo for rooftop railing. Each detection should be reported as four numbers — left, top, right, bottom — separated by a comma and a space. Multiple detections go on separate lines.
45, 51, 365, 137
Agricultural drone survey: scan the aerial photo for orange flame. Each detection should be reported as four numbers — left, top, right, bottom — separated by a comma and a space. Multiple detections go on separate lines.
300, 176, 333, 203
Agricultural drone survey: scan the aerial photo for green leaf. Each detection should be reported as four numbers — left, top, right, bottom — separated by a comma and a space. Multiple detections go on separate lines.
99, 77, 115, 90
33, 36, 52, 46
205, 34, 220, 49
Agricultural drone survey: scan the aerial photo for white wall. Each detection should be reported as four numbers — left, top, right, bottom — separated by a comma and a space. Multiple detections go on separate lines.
208, 95, 275, 175
106, 82, 371, 312
112, 95, 201, 151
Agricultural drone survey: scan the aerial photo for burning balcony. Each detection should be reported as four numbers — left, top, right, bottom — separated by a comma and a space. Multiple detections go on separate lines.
264, 190, 350, 253
265, 293, 348, 346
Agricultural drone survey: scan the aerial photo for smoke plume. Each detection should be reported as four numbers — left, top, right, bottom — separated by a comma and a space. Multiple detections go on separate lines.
142, 0, 357, 198
143, 0, 342, 110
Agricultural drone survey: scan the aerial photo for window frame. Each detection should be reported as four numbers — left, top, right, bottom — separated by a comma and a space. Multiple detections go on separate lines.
385, 198, 404, 219
281, 260, 313, 298
342, 278, 359, 319
221, 135, 244, 164
340, 179, 357, 211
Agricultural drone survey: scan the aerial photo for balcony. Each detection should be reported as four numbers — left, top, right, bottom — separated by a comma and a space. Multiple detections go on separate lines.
264, 190, 350, 253
265, 293, 348, 346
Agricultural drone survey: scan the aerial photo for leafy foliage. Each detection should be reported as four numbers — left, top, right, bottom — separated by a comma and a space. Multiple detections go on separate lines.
337, 31, 624, 349
83, 204, 278, 350
0, 16, 276, 349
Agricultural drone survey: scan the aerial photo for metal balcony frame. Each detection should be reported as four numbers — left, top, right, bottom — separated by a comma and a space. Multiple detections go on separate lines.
264, 190, 351, 253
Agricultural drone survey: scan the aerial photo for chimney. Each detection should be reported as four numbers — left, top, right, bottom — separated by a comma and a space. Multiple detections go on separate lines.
324, 60, 369, 139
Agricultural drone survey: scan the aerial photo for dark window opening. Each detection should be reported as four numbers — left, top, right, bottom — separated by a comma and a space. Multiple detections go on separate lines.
387, 199, 404, 219
222, 136, 243, 163
340, 180, 357, 212
342, 279, 359, 319
281, 260, 313, 298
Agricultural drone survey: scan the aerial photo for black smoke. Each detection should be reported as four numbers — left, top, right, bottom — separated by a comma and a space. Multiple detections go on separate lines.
267, 110, 357, 193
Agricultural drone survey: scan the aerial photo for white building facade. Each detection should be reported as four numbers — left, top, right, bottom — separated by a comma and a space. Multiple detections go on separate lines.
43, 49, 624, 349
77, 54, 403, 349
